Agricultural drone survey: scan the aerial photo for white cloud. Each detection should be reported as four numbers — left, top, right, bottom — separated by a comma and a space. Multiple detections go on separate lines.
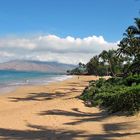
0, 34, 118, 64
0, 51, 14, 57
0, 38, 36, 50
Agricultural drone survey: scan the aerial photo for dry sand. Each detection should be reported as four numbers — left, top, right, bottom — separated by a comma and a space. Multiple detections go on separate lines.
0, 75, 139, 140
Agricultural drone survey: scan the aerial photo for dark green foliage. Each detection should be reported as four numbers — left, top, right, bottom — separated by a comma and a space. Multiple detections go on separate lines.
95, 85, 140, 114
79, 17, 140, 116
67, 62, 87, 75
80, 86, 95, 101
95, 78, 106, 88
68, 18, 140, 76
80, 75, 140, 114
123, 75, 140, 86
106, 77, 123, 85
86, 50, 123, 76
117, 18, 140, 75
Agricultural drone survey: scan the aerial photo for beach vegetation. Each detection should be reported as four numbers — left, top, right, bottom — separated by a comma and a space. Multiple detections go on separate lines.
67, 62, 87, 75
79, 17, 140, 115
80, 75, 140, 114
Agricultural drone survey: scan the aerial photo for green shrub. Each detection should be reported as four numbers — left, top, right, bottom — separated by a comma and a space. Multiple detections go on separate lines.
95, 78, 106, 88
80, 75, 140, 114
123, 75, 140, 86
118, 85, 140, 113
80, 86, 95, 100
106, 77, 123, 85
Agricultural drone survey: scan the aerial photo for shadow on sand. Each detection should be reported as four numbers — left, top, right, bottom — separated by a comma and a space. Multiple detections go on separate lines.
8, 84, 83, 102
38, 108, 109, 125
2, 79, 139, 139
8, 92, 66, 102
0, 122, 139, 140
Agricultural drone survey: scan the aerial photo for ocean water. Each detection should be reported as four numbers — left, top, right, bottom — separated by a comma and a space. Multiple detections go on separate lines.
0, 70, 72, 94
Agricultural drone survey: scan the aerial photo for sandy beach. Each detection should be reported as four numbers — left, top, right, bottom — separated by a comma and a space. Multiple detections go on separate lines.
0, 75, 139, 140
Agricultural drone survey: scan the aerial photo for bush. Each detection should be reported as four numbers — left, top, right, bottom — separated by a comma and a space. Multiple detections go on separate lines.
119, 85, 140, 113
106, 77, 123, 85
96, 85, 140, 114
95, 78, 106, 88
123, 75, 140, 86
80, 86, 95, 100
80, 75, 140, 114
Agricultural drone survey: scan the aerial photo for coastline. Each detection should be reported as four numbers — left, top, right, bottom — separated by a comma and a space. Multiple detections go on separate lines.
0, 85, 20, 95
0, 75, 73, 95
0, 75, 139, 140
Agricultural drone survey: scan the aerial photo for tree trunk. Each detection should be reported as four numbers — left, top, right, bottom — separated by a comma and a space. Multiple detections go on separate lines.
108, 60, 115, 77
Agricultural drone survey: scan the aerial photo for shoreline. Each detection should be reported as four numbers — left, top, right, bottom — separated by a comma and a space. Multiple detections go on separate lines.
0, 75, 139, 140
0, 75, 73, 95
0, 85, 20, 95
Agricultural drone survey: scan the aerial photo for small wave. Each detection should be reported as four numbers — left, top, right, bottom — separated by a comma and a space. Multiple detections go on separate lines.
0, 75, 73, 95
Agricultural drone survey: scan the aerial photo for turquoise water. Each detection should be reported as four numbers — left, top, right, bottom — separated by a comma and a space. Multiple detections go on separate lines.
0, 70, 72, 93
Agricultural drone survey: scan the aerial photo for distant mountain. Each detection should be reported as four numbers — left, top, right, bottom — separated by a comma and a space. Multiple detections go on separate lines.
0, 60, 76, 73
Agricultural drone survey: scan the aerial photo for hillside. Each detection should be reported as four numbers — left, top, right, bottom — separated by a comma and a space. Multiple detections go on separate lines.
0, 60, 76, 73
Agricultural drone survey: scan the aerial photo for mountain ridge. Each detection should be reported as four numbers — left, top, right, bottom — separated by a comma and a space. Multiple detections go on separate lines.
0, 60, 76, 73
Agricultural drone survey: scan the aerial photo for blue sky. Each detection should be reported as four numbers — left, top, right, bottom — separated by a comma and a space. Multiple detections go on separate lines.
0, 0, 139, 64
0, 0, 139, 41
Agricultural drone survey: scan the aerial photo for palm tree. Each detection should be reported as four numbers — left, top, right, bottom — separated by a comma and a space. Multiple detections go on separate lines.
117, 18, 140, 56
86, 55, 100, 75
117, 18, 140, 75
99, 50, 117, 76
133, 18, 140, 34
